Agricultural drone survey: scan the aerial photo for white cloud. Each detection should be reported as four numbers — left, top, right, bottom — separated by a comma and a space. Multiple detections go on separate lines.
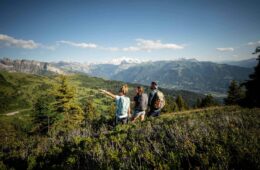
0, 34, 39, 49
57, 39, 184, 52
216, 47, 234, 52
58, 40, 97, 48
0, 34, 185, 53
123, 39, 184, 52
57, 40, 120, 51
247, 40, 260, 46
100, 47, 120, 52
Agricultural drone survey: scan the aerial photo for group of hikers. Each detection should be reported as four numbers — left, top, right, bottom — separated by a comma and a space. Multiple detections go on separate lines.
100, 81, 165, 125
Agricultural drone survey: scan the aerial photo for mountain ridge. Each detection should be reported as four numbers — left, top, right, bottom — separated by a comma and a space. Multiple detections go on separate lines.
0, 58, 64, 75
0, 57, 253, 94
220, 58, 257, 68
110, 60, 251, 94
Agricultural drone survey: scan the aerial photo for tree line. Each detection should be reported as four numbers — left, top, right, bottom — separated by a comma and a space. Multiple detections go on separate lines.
225, 47, 260, 107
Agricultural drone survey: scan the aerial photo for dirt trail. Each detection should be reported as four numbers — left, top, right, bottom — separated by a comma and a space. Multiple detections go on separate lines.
4, 109, 30, 116
6, 111, 20, 116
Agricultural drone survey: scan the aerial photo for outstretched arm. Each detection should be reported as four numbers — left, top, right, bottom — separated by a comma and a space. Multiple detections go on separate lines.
100, 89, 116, 99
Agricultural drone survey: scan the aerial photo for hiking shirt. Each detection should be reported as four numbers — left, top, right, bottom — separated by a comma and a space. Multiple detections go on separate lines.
134, 94, 142, 111
134, 93, 148, 111
115, 95, 130, 119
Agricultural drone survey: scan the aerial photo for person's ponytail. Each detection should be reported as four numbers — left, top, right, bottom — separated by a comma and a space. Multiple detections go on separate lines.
120, 84, 128, 95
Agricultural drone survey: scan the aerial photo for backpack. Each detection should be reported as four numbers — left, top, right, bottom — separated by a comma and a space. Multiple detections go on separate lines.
140, 93, 148, 111
154, 90, 165, 109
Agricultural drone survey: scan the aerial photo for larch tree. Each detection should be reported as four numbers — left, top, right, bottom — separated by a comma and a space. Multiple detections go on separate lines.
51, 75, 84, 135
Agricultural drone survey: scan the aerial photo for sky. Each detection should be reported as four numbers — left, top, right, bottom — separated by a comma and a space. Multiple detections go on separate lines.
0, 0, 260, 63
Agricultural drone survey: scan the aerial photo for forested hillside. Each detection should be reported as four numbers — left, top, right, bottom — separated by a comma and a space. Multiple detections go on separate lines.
0, 71, 203, 114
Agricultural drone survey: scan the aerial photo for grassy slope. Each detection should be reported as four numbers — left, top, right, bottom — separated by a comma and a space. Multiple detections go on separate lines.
1, 106, 259, 169
0, 71, 55, 113
0, 71, 110, 114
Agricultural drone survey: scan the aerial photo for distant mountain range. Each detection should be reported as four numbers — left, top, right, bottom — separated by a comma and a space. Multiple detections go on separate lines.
220, 58, 257, 68
109, 59, 252, 94
0, 57, 255, 94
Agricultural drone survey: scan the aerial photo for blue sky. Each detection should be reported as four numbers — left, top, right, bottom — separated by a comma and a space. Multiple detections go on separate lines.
0, 0, 259, 63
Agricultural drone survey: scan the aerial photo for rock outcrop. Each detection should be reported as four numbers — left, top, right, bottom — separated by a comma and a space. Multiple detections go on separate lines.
0, 58, 64, 75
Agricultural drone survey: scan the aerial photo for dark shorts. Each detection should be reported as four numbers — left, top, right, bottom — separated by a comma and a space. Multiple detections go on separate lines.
132, 110, 145, 118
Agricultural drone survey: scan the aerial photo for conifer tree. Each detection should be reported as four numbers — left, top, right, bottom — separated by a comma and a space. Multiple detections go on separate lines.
53, 76, 75, 115
162, 97, 179, 113
33, 94, 55, 134
200, 94, 218, 108
242, 47, 260, 107
194, 98, 202, 108
175, 95, 187, 111
224, 80, 244, 105
51, 75, 84, 133
83, 100, 95, 122
171, 102, 179, 112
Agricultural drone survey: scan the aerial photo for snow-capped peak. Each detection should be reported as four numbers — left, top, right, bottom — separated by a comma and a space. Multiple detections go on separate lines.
104, 57, 143, 65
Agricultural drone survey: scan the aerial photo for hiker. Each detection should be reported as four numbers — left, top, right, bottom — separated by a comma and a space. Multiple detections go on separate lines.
147, 81, 165, 117
131, 86, 148, 122
100, 84, 130, 125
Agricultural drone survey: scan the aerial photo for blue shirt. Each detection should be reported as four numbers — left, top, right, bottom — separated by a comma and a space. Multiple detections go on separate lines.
115, 95, 130, 118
